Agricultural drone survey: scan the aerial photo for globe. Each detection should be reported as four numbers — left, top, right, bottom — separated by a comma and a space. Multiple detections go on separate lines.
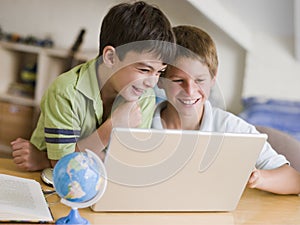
53, 149, 107, 225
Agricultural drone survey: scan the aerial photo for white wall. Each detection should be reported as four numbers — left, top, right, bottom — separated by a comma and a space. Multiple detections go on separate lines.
0, 0, 248, 113
219, 0, 300, 102
244, 33, 300, 101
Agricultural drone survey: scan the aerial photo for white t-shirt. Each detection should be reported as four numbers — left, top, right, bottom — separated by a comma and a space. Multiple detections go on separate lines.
152, 101, 289, 170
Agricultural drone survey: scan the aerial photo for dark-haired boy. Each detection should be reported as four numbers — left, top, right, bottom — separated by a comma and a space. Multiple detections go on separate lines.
11, 1, 175, 171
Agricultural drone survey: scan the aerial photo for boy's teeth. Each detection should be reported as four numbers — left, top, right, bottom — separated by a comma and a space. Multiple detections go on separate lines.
182, 99, 197, 105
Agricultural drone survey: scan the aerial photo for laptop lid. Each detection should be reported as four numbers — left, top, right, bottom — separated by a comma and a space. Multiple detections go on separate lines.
91, 128, 267, 212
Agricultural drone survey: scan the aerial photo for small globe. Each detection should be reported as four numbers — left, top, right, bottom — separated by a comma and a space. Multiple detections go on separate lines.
53, 150, 107, 207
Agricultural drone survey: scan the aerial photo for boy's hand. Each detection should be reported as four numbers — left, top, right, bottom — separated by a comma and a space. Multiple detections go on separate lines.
11, 138, 51, 171
111, 101, 142, 128
92, 101, 142, 158
247, 169, 263, 189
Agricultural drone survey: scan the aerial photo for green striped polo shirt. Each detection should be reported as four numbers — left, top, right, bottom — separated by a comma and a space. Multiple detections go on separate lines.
30, 58, 156, 160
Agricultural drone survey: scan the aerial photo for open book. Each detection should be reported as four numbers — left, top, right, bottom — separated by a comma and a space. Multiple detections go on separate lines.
0, 174, 54, 223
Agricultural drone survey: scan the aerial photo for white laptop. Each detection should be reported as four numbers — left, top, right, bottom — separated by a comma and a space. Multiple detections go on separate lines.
91, 127, 267, 212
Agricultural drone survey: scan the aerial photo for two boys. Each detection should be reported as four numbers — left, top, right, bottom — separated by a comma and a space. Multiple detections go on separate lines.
11, 1, 300, 195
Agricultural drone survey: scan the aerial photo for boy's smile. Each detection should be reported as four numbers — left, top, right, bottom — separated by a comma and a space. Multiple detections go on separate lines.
178, 98, 201, 106
132, 85, 145, 96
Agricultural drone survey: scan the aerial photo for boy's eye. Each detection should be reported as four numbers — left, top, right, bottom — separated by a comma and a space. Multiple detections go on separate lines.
139, 68, 150, 73
172, 79, 183, 83
195, 79, 204, 83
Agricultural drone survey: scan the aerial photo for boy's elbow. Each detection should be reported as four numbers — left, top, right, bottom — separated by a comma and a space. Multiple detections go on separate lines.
281, 165, 300, 195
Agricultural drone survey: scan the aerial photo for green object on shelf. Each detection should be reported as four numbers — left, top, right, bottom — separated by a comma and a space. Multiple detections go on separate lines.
20, 62, 37, 86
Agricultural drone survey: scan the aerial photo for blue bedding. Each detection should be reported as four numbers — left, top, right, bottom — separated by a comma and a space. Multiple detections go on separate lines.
239, 97, 300, 141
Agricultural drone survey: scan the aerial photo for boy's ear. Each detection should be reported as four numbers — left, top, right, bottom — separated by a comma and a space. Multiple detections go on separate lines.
102, 46, 117, 66
211, 76, 217, 86
211, 69, 218, 86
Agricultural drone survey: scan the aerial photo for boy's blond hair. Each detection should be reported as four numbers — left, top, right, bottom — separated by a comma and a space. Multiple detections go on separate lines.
172, 25, 218, 78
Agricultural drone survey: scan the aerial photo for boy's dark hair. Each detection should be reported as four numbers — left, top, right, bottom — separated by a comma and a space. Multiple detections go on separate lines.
172, 25, 218, 78
99, 1, 175, 63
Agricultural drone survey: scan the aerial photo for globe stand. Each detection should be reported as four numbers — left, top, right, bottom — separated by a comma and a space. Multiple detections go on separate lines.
56, 208, 89, 225
53, 150, 107, 225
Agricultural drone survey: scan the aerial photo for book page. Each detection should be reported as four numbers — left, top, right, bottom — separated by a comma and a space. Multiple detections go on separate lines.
0, 174, 54, 223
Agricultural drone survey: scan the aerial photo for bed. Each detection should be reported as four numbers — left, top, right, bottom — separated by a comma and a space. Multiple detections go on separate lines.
239, 97, 300, 142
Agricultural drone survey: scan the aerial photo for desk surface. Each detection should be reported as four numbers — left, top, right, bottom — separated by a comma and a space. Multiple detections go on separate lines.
1, 157, 300, 225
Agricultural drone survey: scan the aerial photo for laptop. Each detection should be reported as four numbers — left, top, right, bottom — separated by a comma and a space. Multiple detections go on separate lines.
91, 127, 267, 212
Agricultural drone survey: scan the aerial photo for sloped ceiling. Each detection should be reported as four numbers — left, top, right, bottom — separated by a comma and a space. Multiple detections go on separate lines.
189, 0, 295, 58
187, 0, 252, 50
218, 0, 294, 36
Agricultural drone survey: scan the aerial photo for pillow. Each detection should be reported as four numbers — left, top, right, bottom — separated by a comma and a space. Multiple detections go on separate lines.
239, 97, 300, 141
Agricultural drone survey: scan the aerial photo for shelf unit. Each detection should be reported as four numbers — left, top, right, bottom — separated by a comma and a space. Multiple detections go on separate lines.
0, 41, 97, 148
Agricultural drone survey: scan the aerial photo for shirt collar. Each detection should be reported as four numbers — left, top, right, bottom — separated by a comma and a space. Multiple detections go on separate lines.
199, 101, 213, 131
76, 57, 100, 100
76, 57, 103, 124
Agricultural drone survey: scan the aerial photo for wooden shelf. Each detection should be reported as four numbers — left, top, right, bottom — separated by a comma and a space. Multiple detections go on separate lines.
0, 41, 42, 53
0, 41, 97, 105
0, 92, 36, 107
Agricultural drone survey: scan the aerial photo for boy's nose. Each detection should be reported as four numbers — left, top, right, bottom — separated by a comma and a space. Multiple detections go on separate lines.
144, 76, 159, 88
184, 81, 197, 95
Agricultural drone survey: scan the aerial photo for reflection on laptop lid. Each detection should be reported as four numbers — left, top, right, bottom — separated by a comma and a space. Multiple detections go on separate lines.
91, 128, 267, 212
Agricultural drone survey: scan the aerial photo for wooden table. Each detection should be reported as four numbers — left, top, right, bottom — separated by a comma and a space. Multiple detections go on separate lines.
1, 157, 300, 225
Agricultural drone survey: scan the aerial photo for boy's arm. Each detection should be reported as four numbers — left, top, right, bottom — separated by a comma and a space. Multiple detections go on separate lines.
76, 101, 142, 159
51, 119, 112, 167
75, 118, 112, 160
12, 100, 143, 170
248, 164, 300, 194
76, 92, 155, 160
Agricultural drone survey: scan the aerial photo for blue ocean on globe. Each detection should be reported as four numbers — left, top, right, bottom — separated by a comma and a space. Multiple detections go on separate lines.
53, 152, 102, 203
